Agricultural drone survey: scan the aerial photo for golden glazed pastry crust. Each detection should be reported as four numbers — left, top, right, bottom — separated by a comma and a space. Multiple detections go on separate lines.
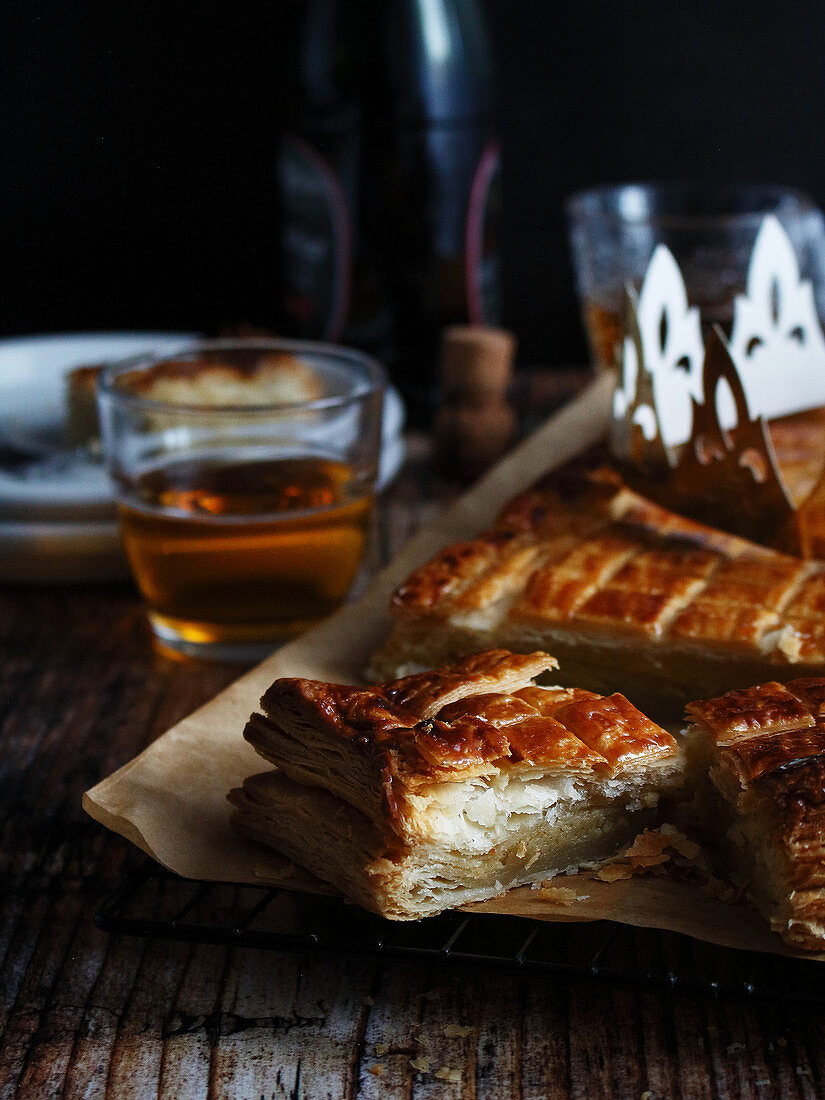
687, 677, 825, 951
769, 408, 825, 505
230, 650, 686, 920
370, 467, 825, 714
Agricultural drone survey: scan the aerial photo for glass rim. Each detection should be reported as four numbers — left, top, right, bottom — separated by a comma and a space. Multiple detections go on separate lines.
97, 337, 386, 416
565, 181, 820, 230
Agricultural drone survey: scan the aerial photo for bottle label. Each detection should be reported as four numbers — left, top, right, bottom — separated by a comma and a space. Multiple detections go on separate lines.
465, 140, 502, 325
278, 133, 351, 340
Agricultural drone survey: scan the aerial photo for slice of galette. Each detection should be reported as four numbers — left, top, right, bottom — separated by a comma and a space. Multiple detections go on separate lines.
229, 649, 687, 920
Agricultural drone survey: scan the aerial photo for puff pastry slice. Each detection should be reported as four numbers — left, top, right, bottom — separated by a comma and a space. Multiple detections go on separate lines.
229, 650, 688, 920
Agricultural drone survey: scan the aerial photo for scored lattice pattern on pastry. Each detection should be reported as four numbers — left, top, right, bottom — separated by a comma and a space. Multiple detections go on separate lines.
254, 649, 678, 790
395, 656, 681, 777
392, 471, 825, 659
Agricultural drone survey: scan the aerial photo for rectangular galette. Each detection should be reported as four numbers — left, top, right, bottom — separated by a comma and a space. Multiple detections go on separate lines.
369, 468, 825, 715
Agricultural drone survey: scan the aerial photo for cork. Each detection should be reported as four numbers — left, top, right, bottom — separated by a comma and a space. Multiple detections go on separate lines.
441, 326, 517, 399
434, 324, 518, 480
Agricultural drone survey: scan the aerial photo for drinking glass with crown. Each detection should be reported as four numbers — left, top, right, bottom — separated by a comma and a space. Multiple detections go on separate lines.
600, 196, 825, 557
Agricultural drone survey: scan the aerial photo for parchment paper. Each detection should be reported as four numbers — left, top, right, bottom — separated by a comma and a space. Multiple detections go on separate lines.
83, 374, 824, 961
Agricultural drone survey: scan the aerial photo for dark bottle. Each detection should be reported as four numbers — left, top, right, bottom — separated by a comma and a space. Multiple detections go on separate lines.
276, 0, 501, 416
276, 1, 389, 348
368, 0, 501, 412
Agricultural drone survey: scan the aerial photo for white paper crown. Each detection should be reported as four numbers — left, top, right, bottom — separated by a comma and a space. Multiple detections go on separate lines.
610, 215, 825, 552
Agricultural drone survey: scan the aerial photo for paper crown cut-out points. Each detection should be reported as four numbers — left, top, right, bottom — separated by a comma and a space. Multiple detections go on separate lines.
609, 215, 825, 554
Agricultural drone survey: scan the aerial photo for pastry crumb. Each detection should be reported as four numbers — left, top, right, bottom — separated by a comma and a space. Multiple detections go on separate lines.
409, 1056, 432, 1073
369, 1064, 385, 1077
537, 884, 590, 903
435, 1067, 462, 1082
375, 1043, 389, 1056
626, 829, 673, 867
593, 826, 711, 883
443, 1024, 472, 1038
596, 863, 634, 882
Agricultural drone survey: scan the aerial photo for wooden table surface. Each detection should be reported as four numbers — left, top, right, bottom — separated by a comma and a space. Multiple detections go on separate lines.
2, 372, 825, 1099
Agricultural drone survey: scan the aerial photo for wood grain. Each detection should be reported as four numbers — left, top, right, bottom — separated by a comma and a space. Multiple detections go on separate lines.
4, 376, 825, 1098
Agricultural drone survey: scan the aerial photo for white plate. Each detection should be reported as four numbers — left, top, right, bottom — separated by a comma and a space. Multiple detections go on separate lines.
0, 333, 406, 522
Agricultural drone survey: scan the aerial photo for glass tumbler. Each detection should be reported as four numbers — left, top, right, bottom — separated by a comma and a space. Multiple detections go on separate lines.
566, 182, 825, 371
97, 339, 385, 661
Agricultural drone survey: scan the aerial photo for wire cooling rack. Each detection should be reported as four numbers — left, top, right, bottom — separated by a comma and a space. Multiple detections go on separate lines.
95, 859, 825, 1006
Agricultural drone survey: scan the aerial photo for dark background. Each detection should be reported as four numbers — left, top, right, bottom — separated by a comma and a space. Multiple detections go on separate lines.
2, 1, 824, 366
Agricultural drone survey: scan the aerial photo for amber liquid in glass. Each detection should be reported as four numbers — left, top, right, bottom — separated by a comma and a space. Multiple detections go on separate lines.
118, 454, 373, 654
583, 300, 624, 372
584, 296, 737, 372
